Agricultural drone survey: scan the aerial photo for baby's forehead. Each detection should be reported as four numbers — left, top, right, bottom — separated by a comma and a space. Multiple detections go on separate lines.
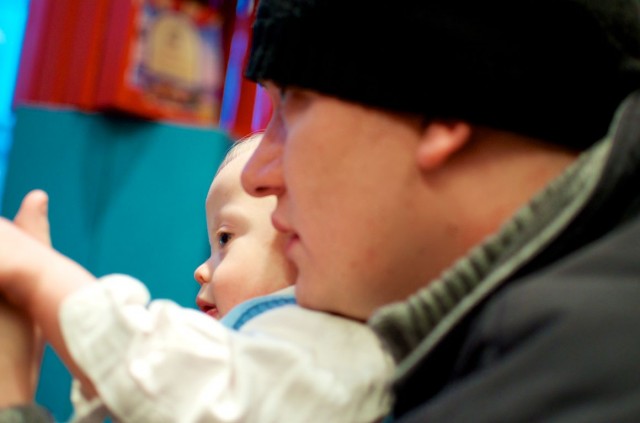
207, 169, 239, 207
205, 136, 262, 217
216, 135, 262, 175
206, 152, 253, 211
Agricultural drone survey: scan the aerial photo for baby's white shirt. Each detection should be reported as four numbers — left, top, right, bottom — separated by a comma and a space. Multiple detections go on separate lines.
61, 274, 394, 423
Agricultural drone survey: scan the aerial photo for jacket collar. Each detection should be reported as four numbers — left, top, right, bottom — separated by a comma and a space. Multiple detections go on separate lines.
371, 90, 640, 385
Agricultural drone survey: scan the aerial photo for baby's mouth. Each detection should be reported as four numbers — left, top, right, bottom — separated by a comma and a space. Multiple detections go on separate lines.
204, 305, 220, 319
197, 298, 220, 319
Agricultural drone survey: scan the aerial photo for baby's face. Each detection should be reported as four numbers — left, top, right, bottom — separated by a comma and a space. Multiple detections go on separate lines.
194, 147, 296, 319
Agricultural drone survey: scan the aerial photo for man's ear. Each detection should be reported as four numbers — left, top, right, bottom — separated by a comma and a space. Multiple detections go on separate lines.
417, 120, 471, 170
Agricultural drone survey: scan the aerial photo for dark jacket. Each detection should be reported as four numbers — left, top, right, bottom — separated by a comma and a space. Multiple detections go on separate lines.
372, 90, 640, 422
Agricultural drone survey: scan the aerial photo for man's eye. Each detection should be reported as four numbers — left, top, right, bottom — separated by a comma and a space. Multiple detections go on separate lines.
217, 232, 232, 248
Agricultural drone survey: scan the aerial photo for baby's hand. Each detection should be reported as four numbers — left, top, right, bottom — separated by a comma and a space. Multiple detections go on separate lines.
0, 190, 51, 404
0, 191, 98, 398
12, 190, 51, 399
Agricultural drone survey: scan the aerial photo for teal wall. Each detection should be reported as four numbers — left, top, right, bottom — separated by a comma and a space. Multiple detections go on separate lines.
2, 106, 232, 421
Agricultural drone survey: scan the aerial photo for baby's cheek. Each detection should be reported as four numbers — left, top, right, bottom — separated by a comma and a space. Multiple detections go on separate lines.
213, 266, 250, 316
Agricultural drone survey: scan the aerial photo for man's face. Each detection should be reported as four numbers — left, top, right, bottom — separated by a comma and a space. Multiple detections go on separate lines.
242, 83, 451, 320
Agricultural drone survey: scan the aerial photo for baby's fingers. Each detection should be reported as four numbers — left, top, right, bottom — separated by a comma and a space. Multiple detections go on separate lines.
13, 190, 51, 247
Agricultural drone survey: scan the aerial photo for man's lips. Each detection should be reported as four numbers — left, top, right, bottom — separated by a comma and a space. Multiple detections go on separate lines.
271, 214, 292, 234
271, 215, 299, 252
284, 233, 300, 252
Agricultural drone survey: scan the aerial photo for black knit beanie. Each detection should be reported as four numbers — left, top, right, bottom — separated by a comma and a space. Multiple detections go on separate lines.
245, 0, 640, 149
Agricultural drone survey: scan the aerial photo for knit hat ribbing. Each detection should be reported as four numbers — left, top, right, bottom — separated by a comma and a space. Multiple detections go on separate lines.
246, 0, 640, 149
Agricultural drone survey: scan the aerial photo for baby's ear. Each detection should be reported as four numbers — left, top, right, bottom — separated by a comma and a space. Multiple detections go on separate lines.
416, 120, 471, 170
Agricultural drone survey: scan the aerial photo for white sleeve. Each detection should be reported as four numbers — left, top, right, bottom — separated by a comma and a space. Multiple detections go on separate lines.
61, 274, 394, 423
69, 379, 110, 423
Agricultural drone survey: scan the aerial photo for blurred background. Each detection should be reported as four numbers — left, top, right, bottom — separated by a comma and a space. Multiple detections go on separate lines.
0, 0, 269, 420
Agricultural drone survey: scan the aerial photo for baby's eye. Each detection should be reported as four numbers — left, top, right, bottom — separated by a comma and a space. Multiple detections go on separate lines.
217, 231, 233, 248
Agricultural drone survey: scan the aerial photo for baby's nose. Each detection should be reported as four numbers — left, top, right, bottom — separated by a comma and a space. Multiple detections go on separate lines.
194, 262, 211, 286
